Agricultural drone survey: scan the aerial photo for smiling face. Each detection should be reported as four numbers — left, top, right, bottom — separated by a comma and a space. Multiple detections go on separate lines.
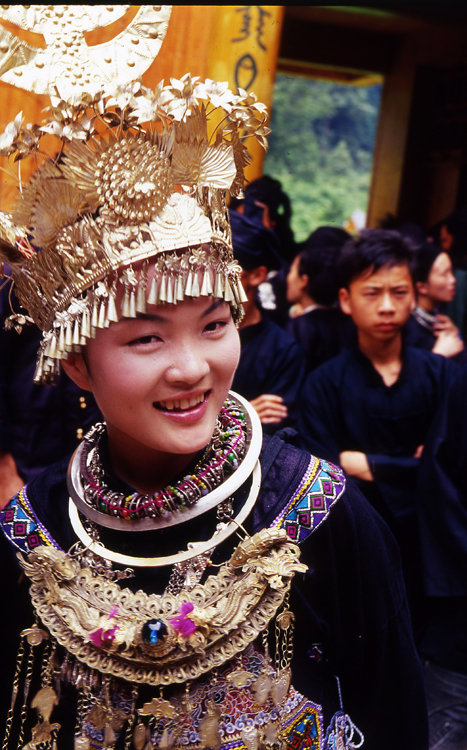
63, 296, 240, 492
339, 263, 415, 346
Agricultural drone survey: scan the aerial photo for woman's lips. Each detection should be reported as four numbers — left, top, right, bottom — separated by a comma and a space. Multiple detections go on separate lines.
153, 391, 211, 423
156, 392, 207, 412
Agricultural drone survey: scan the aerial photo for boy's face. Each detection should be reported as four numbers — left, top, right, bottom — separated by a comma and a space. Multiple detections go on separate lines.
64, 296, 240, 471
339, 263, 415, 343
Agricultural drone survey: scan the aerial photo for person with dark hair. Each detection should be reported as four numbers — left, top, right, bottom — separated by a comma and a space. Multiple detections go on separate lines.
286, 226, 355, 372
431, 208, 467, 340
299, 228, 457, 631
230, 209, 305, 431
404, 242, 466, 362
232, 175, 298, 327
0, 278, 101, 506
243, 175, 296, 264
0, 30, 429, 749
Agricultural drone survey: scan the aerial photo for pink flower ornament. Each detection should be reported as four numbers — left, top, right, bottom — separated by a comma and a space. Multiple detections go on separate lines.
168, 602, 197, 638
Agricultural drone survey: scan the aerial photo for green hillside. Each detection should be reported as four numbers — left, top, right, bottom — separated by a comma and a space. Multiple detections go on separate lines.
263, 74, 382, 241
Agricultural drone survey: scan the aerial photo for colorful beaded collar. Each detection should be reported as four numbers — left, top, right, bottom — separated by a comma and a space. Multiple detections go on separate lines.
67, 391, 262, 532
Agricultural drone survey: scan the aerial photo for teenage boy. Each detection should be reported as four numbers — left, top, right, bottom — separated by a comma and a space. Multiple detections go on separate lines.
299, 228, 457, 630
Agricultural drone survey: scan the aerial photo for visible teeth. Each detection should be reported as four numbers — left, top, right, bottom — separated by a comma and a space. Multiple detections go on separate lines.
158, 393, 205, 411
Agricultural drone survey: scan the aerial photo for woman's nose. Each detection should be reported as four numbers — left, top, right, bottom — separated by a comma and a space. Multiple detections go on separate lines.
164, 345, 210, 384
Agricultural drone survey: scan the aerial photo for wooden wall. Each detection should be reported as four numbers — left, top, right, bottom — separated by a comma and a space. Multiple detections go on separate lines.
0, 6, 284, 211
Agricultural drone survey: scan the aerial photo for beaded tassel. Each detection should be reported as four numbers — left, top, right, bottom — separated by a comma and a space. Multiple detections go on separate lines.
165, 275, 174, 304
136, 280, 147, 314
184, 271, 193, 297
175, 274, 185, 302
191, 271, 200, 297
147, 275, 158, 305
214, 273, 225, 298
91, 301, 99, 331
107, 291, 119, 323
159, 274, 167, 303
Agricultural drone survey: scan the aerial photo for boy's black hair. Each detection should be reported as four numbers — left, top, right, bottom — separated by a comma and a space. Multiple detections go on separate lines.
337, 228, 416, 289
296, 226, 350, 306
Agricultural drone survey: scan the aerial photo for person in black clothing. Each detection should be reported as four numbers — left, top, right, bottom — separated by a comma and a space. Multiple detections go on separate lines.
0, 37, 428, 749
230, 208, 306, 431
286, 226, 355, 372
404, 241, 466, 362
231, 175, 298, 327
0, 279, 101, 505
416, 364, 467, 749
299, 228, 457, 632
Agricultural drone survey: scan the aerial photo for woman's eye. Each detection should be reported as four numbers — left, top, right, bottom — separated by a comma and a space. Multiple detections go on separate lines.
204, 320, 228, 333
128, 335, 162, 346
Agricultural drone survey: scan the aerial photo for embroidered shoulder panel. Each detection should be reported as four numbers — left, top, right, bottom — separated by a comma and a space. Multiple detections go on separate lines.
272, 456, 345, 544
0, 486, 60, 553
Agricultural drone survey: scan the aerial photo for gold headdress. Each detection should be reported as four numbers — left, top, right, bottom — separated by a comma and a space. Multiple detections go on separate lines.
0, 7, 270, 383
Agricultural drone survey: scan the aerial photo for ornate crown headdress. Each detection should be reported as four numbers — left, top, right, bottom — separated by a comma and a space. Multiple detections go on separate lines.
0, 6, 270, 383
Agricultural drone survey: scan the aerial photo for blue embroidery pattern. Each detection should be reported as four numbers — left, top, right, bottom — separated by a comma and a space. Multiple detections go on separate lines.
0, 486, 60, 553
274, 457, 346, 544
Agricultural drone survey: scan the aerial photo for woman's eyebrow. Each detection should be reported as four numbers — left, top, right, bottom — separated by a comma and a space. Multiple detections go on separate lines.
133, 299, 226, 322
135, 312, 168, 322
202, 299, 226, 316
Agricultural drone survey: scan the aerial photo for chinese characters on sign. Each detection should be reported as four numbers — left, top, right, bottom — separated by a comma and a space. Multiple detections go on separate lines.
231, 6, 272, 91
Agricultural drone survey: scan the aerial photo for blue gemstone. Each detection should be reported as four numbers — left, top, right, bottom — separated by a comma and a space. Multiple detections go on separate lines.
142, 618, 167, 645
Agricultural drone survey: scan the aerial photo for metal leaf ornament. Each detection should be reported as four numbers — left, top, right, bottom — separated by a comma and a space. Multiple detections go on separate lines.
0, 5, 172, 101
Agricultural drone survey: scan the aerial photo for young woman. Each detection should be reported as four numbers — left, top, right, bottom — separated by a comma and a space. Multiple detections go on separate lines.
0, 49, 427, 750
404, 242, 466, 361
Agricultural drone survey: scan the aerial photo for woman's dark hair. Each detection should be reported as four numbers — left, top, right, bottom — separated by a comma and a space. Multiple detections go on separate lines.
296, 226, 351, 306
337, 228, 416, 289
243, 175, 296, 264
412, 241, 444, 283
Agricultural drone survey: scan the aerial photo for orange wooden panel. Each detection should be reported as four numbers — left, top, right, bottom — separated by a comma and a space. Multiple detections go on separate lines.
0, 6, 283, 210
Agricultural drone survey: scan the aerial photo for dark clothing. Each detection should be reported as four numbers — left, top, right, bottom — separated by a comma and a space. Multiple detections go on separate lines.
299, 346, 456, 531
404, 313, 438, 351
287, 307, 356, 373
403, 311, 467, 367
299, 345, 457, 631
233, 317, 305, 431
416, 365, 467, 677
424, 660, 467, 750
0, 434, 428, 749
0, 284, 101, 482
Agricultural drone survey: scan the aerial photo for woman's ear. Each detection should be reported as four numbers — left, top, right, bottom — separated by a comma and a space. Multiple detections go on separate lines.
62, 353, 93, 391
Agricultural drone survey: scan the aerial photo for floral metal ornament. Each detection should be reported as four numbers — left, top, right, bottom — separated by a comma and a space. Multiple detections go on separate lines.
0, 8, 270, 383
0, 5, 172, 101
19, 527, 306, 686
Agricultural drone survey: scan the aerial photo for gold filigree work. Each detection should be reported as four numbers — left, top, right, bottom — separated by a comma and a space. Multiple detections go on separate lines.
0, 70, 269, 382
19, 528, 307, 687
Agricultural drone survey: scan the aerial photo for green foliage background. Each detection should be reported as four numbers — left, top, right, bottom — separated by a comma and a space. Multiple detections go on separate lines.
263, 74, 382, 242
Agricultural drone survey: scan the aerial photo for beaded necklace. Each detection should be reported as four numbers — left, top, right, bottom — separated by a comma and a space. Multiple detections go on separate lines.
78, 398, 248, 522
